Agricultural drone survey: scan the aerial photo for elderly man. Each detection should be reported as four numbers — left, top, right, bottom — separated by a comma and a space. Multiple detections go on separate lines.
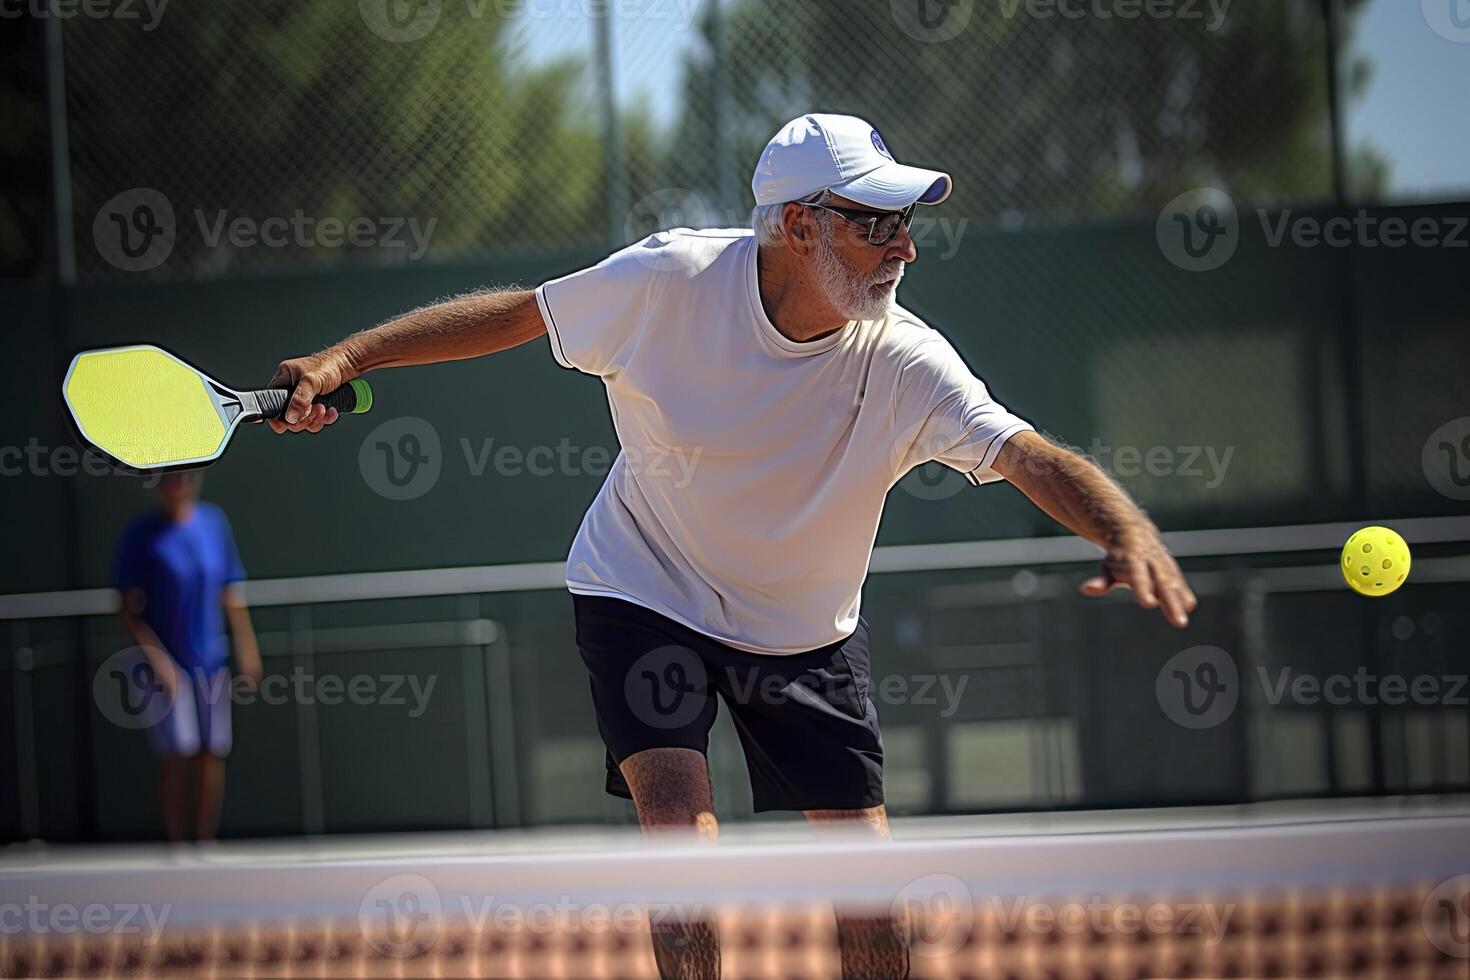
269, 113, 1196, 978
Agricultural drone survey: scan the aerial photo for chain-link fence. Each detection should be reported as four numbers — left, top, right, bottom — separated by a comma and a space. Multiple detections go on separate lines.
6, 0, 1404, 283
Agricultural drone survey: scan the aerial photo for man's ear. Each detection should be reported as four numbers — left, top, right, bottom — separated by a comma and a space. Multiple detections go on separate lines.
783, 203, 812, 252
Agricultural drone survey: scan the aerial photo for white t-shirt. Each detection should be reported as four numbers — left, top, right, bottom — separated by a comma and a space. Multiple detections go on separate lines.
535, 229, 1032, 655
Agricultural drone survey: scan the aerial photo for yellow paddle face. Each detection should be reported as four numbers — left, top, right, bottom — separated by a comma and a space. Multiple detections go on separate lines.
63, 346, 229, 469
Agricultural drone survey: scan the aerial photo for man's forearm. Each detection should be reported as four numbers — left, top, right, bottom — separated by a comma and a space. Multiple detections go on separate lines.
993, 431, 1155, 550
330, 288, 546, 376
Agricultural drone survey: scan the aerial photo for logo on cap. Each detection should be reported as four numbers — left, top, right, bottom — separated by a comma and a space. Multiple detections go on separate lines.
871, 130, 895, 161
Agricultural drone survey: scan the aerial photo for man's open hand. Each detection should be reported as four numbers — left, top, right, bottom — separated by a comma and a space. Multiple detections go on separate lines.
265, 353, 350, 433
1080, 529, 1197, 629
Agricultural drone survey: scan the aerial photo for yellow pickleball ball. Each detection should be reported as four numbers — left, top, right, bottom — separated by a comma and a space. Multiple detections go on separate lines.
1341, 526, 1411, 597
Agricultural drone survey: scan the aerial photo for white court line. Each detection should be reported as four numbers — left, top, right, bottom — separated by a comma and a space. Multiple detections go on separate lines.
1, 515, 1467, 619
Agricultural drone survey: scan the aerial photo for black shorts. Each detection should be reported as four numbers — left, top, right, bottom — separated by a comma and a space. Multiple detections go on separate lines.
572, 593, 884, 812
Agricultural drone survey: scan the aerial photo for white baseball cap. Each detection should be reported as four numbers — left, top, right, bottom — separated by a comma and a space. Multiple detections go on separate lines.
751, 113, 953, 211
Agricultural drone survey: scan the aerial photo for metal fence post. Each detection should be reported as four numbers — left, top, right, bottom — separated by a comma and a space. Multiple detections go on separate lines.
290, 604, 325, 835
593, 5, 627, 249
709, 0, 739, 218
11, 622, 40, 839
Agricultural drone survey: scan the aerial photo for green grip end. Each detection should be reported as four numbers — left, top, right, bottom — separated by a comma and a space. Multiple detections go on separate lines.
348, 378, 373, 414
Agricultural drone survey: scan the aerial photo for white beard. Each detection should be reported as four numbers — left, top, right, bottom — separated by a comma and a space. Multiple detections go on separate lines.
811, 222, 904, 322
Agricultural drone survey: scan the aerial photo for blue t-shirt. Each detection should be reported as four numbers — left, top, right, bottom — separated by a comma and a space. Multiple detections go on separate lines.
113, 503, 247, 672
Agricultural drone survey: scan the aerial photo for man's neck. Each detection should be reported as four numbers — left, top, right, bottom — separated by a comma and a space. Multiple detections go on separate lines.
755, 245, 848, 344
162, 501, 195, 523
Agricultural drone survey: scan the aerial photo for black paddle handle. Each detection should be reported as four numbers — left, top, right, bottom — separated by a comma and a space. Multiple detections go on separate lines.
251, 379, 372, 420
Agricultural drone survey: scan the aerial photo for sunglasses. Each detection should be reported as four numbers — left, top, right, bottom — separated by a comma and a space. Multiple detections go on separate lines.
795, 199, 918, 247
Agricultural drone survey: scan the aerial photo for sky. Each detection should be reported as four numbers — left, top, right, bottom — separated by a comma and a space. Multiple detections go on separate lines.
1344, 0, 1470, 202
503, 0, 1470, 204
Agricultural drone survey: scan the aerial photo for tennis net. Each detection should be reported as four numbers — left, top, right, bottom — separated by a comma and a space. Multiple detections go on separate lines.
3, 805, 1468, 978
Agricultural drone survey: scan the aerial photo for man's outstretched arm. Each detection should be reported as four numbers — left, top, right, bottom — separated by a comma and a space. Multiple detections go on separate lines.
267, 288, 546, 433
990, 430, 1198, 629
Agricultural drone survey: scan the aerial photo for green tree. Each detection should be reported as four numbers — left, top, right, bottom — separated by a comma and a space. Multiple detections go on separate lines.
669, 0, 1383, 221
58, 2, 607, 279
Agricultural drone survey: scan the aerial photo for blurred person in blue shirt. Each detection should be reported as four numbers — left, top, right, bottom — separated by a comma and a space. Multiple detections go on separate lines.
114, 471, 262, 841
